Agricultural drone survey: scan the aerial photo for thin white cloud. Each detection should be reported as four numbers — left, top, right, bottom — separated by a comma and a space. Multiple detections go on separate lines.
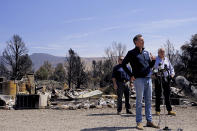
62, 25, 131, 41
70, 44, 87, 49
31, 45, 63, 50
100, 25, 124, 32
139, 17, 197, 32
110, 9, 144, 19
67, 41, 95, 49
31, 46, 55, 50
63, 17, 95, 24
61, 10, 145, 40
63, 9, 142, 24
61, 17, 197, 44
129, 9, 144, 14
145, 34, 165, 39
63, 25, 127, 40
65, 33, 90, 40
151, 17, 197, 25
32, 42, 94, 52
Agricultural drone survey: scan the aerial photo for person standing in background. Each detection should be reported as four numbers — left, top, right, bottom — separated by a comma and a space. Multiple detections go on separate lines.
112, 56, 133, 115
154, 48, 176, 116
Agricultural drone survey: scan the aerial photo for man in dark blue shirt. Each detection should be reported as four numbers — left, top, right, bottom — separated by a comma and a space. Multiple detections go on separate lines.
112, 56, 132, 115
122, 34, 158, 130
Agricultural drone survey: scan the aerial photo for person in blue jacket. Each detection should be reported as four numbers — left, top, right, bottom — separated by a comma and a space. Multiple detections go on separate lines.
121, 34, 158, 130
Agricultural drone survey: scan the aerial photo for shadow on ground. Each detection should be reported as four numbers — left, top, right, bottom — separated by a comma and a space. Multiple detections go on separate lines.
87, 113, 137, 117
87, 113, 162, 117
80, 126, 136, 131
120, 114, 135, 117
87, 113, 118, 116
120, 114, 161, 117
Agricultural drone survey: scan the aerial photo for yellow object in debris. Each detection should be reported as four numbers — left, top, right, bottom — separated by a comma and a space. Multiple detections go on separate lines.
102, 95, 118, 99
19, 82, 26, 93
27, 74, 35, 94
3, 81, 17, 95
64, 83, 69, 90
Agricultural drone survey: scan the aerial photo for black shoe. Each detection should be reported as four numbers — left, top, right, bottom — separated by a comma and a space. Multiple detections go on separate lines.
117, 111, 121, 115
126, 109, 133, 114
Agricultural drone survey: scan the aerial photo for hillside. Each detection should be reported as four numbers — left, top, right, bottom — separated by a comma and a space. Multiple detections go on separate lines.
30, 53, 104, 71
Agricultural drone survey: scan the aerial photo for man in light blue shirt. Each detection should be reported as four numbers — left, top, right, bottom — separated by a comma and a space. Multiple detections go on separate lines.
154, 48, 176, 116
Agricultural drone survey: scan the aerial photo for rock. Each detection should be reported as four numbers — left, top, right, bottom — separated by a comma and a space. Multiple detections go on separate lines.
98, 98, 107, 106
170, 87, 184, 98
175, 76, 192, 95
130, 88, 136, 95
191, 102, 197, 106
106, 99, 115, 105
176, 76, 197, 100
61, 105, 69, 110
83, 103, 90, 109
90, 104, 96, 108
51, 102, 58, 105
130, 94, 136, 99
69, 104, 77, 110
96, 105, 103, 109
106, 99, 115, 108
0, 95, 15, 108
76, 103, 83, 109
90, 102, 96, 108
176, 76, 190, 88
107, 104, 114, 108
80, 100, 90, 109
73, 91, 79, 96
51, 105, 63, 110
181, 100, 191, 105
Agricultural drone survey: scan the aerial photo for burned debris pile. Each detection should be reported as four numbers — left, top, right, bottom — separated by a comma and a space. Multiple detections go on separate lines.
0, 75, 196, 110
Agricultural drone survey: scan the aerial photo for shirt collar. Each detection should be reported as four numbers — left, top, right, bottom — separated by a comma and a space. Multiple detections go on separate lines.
135, 46, 145, 53
157, 56, 166, 60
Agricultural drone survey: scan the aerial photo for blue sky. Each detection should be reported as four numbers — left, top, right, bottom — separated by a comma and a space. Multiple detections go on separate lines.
0, 0, 197, 57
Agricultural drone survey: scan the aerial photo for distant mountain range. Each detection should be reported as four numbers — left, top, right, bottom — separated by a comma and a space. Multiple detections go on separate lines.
30, 53, 104, 71
0, 53, 104, 71
30, 53, 65, 70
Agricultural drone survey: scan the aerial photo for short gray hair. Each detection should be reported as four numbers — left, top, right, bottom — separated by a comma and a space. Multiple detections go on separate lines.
158, 48, 165, 53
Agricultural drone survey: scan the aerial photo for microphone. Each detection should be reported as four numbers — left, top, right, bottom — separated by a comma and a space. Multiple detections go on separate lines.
158, 63, 163, 70
164, 64, 169, 71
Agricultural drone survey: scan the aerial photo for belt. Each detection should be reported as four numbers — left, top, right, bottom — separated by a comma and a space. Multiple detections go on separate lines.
123, 80, 128, 83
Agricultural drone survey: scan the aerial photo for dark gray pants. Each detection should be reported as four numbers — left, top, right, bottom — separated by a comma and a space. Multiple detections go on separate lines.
116, 81, 131, 112
155, 78, 172, 112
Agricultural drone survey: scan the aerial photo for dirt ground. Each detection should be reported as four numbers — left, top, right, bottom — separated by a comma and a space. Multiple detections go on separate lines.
0, 106, 196, 131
